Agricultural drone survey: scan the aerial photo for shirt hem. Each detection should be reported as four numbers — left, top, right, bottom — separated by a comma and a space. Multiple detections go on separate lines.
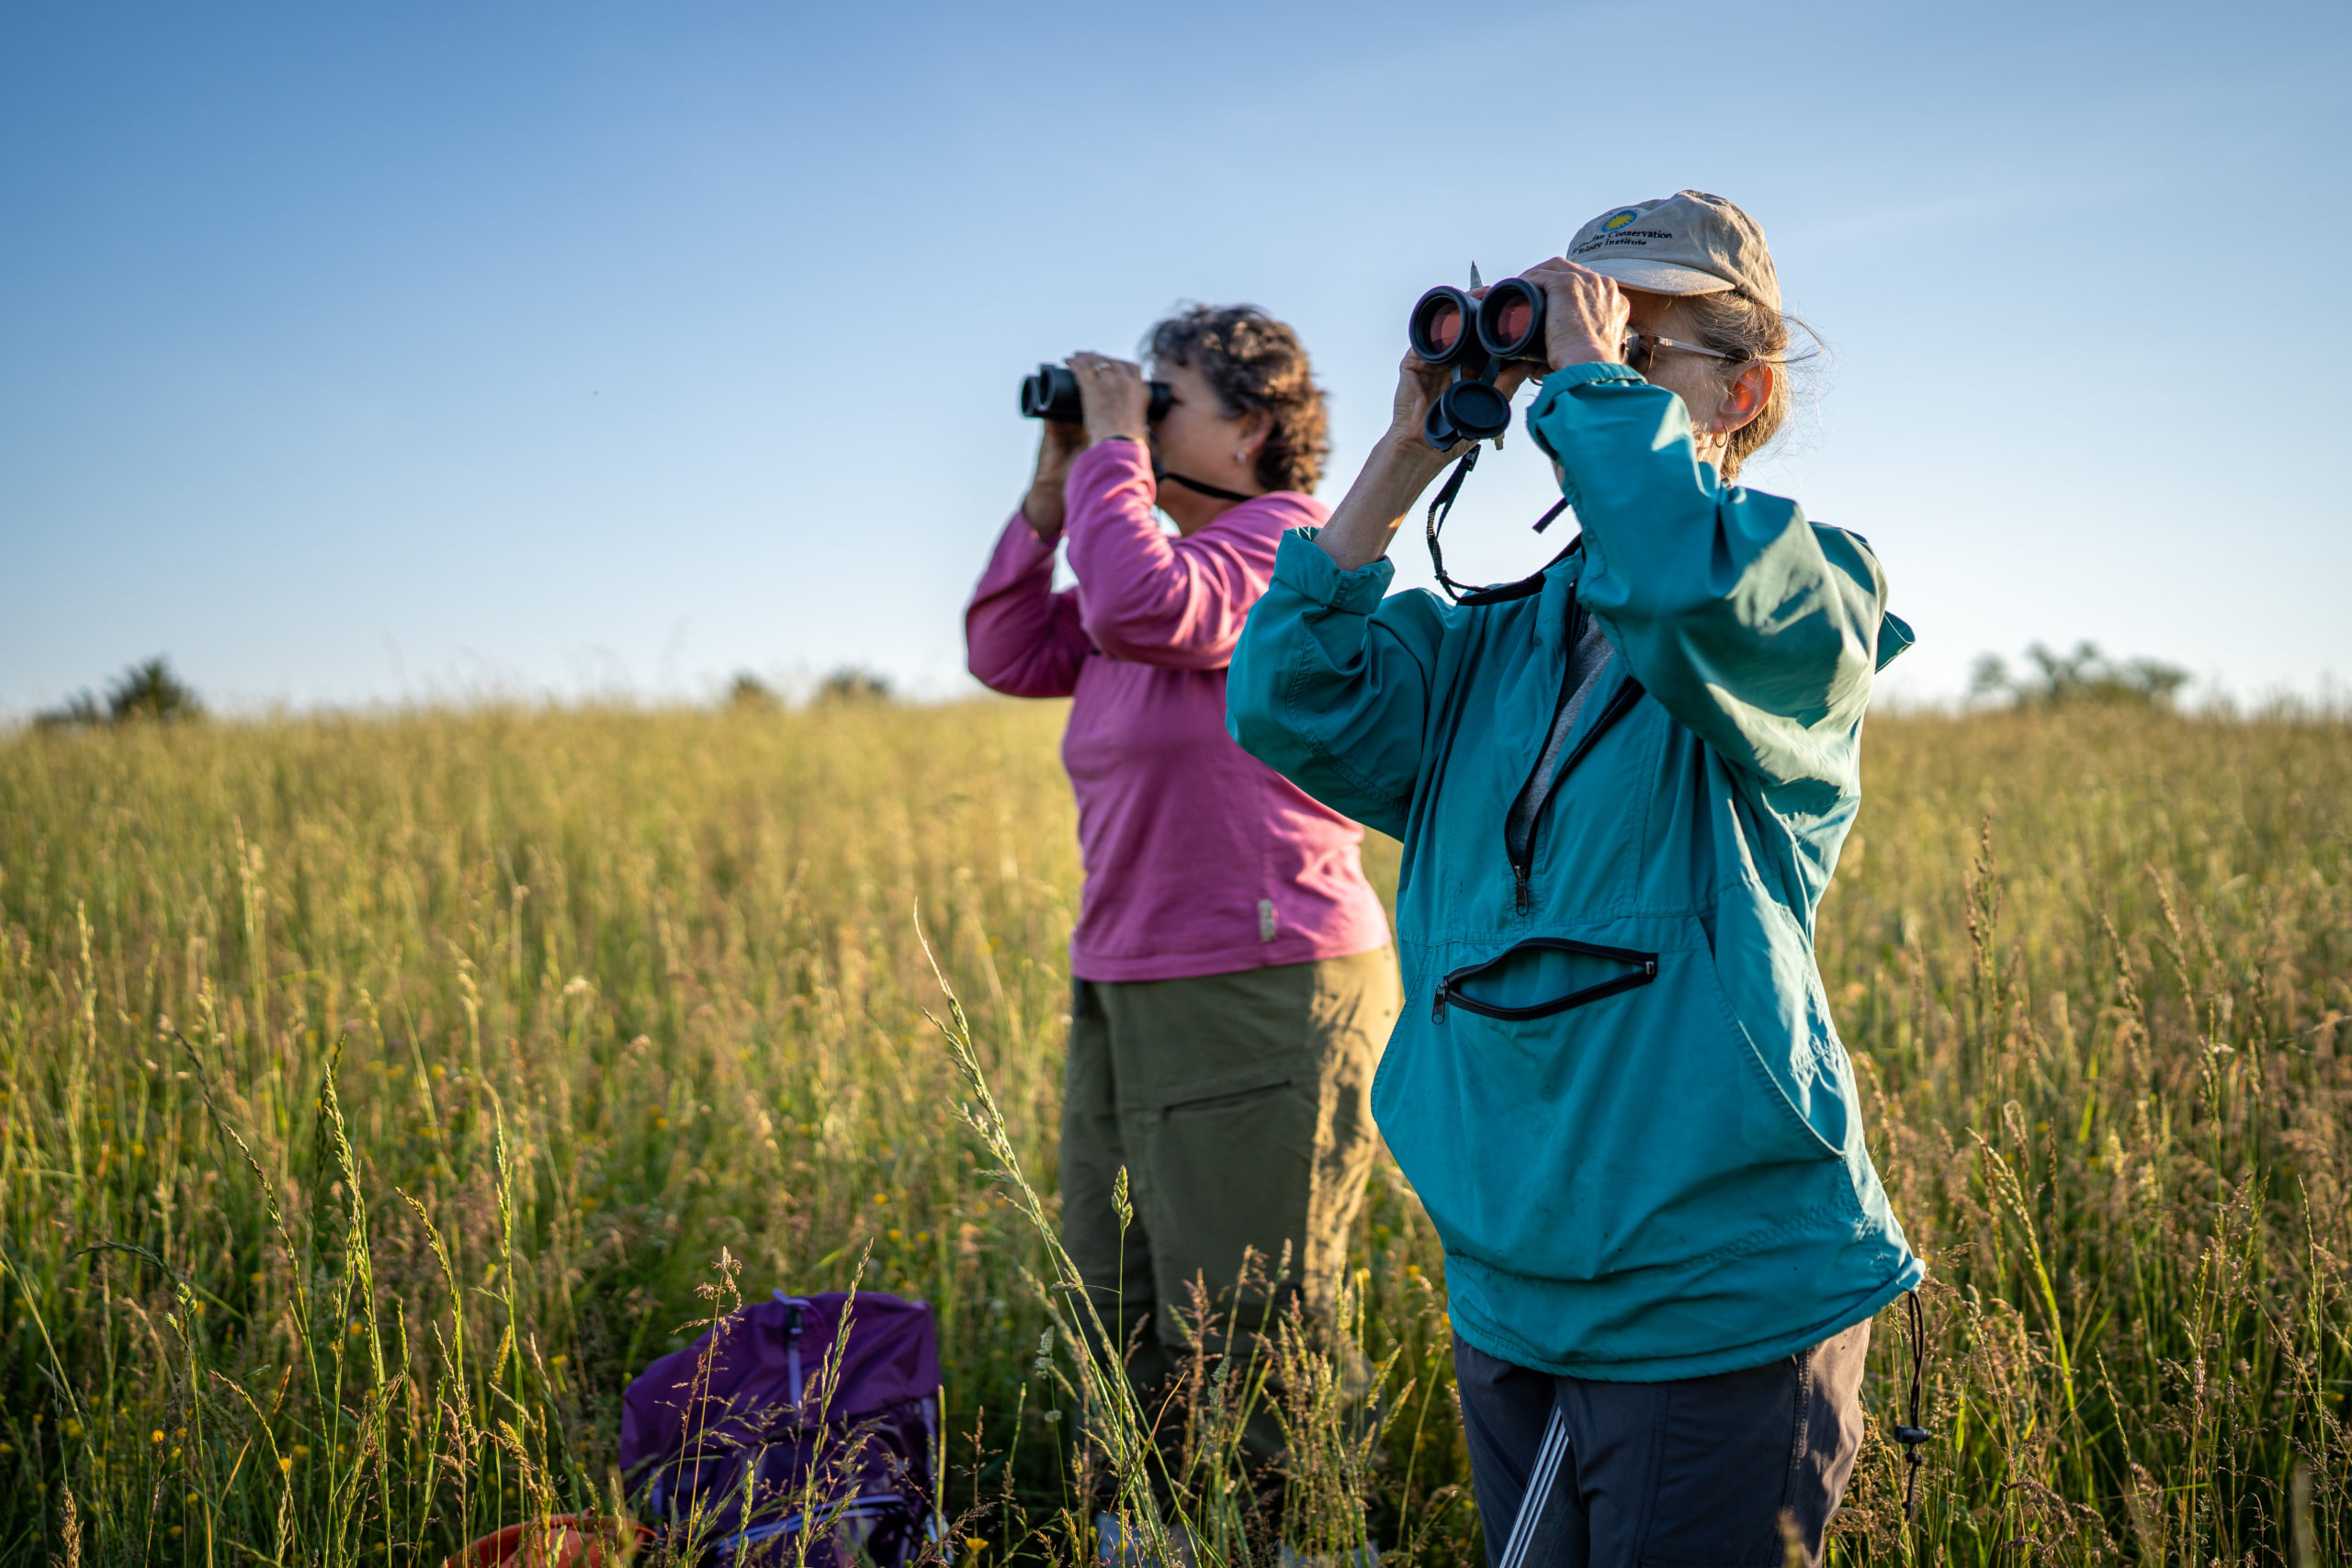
1444, 1257, 1925, 1382
1071, 931, 1393, 984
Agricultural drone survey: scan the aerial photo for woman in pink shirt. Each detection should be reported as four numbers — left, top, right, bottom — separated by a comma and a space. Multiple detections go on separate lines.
966, 306, 1397, 1497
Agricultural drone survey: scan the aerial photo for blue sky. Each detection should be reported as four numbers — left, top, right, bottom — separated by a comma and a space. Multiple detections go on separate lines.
3, 0, 2346, 713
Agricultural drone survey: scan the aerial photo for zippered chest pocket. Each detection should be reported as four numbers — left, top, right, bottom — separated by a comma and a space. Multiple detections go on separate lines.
1433, 937, 1657, 1023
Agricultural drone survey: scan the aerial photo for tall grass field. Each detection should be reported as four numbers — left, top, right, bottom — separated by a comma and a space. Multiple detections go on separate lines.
1, 697, 2346, 1564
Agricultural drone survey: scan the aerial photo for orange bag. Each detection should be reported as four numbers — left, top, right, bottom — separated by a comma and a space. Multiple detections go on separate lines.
448, 1514, 651, 1567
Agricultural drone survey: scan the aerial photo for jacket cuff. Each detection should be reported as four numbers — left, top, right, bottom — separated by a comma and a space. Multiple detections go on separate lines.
1272, 527, 1393, 614
1527, 362, 1646, 460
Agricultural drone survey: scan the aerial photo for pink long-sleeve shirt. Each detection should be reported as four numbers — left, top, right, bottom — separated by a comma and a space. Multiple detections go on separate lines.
965, 439, 1391, 983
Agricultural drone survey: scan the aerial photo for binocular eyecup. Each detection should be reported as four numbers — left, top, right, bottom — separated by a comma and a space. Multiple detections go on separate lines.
1020, 364, 1175, 425
1406, 279, 1548, 448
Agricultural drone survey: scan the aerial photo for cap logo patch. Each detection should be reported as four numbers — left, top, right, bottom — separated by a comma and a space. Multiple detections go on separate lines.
1600, 209, 1640, 233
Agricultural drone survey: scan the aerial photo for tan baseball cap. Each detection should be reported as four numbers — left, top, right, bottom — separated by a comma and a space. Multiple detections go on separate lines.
1566, 190, 1780, 308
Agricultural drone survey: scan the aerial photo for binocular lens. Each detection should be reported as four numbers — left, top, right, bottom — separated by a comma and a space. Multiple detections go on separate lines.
1019, 366, 1080, 423
1476, 280, 1546, 361
1426, 302, 1464, 353
1491, 298, 1532, 347
1409, 288, 1477, 365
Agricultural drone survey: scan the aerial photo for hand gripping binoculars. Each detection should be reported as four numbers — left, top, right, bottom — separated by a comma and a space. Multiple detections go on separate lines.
1406, 276, 1548, 447
1019, 364, 1174, 424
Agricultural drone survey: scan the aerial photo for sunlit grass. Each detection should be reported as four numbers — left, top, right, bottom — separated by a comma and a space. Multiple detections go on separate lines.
0, 698, 2345, 1562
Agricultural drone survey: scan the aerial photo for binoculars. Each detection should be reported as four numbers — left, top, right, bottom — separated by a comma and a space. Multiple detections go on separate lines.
1406, 277, 1548, 447
1019, 364, 1174, 424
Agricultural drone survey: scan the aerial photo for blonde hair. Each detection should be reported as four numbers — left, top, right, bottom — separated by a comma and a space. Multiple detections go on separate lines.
1679, 289, 1816, 482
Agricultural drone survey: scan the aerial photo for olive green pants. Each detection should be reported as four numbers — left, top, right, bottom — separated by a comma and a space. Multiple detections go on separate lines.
1059, 947, 1401, 1468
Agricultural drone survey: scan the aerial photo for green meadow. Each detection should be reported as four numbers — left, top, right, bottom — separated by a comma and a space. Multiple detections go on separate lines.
1, 697, 2346, 1564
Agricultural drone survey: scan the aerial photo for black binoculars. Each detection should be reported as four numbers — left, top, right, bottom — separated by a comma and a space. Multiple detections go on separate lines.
1019, 364, 1174, 424
1406, 277, 1548, 447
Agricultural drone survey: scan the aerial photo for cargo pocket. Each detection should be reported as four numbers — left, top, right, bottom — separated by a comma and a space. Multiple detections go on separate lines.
1136, 1075, 1317, 1311
1161, 1078, 1294, 1120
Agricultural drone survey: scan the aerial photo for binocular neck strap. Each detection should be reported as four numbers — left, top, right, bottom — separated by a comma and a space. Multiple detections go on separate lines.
1425, 447, 1487, 602
1427, 446, 1575, 605
1152, 462, 1256, 505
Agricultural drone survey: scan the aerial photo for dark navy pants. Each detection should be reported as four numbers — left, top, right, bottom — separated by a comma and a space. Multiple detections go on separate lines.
1453, 1322, 1871, 1568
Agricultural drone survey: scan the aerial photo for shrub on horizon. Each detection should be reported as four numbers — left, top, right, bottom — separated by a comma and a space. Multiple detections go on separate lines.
34, 656, 203, 729
727, 671, 784, 710
1968, 640, 2189, 709
816, 667, 893, 705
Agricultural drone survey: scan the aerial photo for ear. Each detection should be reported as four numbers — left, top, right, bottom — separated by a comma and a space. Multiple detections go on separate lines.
1238, 406, 1274, 449
1713, 362, 1774, 435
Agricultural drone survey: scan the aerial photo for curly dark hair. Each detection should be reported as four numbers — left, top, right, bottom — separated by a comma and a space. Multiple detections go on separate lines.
1140, 304, 1330, 495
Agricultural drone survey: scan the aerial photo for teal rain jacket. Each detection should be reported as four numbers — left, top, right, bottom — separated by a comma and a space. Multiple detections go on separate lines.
1226, 363, 1924, 1380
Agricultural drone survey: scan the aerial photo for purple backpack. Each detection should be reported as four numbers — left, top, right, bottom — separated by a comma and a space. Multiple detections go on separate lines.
620, 1291, 944, 1565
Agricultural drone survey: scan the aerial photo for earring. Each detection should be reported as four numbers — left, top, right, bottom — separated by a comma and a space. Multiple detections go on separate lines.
1235, 448, 1250, 466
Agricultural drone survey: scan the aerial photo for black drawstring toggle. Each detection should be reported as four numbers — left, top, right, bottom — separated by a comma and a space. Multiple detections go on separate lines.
1898, 1290, 1932, 1521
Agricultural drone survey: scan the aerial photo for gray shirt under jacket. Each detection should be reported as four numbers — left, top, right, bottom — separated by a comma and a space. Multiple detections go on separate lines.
1503, 599, 1615, 870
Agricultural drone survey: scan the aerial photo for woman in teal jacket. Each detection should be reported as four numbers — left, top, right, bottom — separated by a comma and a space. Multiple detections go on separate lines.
1226, 192, 1922, 1565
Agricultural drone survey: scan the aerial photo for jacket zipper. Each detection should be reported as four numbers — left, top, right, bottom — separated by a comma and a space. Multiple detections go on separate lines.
1506, 621, 1645, 914
1510, 598, 1587, 914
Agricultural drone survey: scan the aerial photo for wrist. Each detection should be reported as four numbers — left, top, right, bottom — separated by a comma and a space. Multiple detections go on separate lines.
1088, 427, 1148, 449
1021, 492, 1064, 540
1375, 427, 1457, 485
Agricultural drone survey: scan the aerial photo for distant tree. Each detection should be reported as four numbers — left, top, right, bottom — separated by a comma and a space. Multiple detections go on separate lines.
106, 657, 203, 722
1969, 641, 2189, 708
727, 671, 783, 710
815, 667, 894, 705
34, 657, 202, 729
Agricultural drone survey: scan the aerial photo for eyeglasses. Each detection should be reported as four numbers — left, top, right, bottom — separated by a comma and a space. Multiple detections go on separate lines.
1620, 330, 1743, 370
